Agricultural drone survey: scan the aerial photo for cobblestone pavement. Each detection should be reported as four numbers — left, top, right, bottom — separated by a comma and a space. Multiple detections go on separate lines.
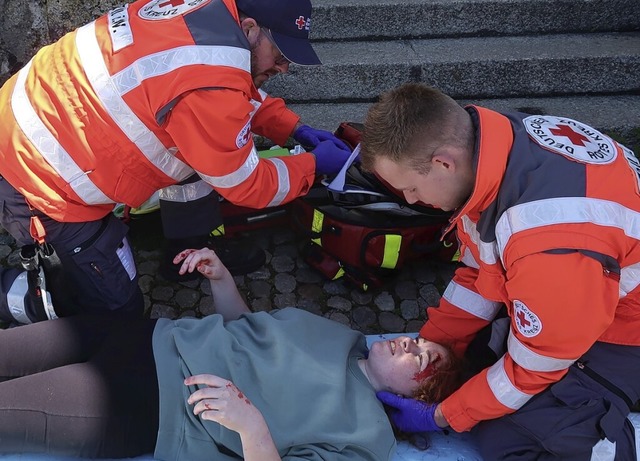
0, 213, 459, 333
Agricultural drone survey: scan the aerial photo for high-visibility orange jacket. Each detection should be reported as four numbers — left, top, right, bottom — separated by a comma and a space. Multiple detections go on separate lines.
420, 106, 640, 432
0, 0, 315, 222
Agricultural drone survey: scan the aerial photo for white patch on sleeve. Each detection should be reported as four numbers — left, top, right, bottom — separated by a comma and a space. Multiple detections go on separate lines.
138, 0, 210, 21
236, 121, 252, 149
108, 5, 133, 52
513, 300, 542, 338
524, 115, 617, 164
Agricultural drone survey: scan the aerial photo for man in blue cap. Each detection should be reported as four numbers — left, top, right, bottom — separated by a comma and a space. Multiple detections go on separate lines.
0, 0, 351, 323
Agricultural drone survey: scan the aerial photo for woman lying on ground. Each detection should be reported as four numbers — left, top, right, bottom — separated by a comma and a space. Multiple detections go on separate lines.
0, 248, 463, 461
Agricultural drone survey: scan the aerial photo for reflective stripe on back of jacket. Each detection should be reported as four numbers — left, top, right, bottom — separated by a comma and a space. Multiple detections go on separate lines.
0, 0, 268, 221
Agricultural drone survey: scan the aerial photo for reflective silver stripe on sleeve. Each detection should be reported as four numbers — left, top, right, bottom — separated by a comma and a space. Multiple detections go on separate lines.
11, 61, 113, 206
158, 180, 214, 203
459, 247, 480, 269
200, 147, 260, 189
248, 89, 268, 117
495, 197, 640, 299
442, 281, 502, 321
7, 272, 32, 325
495, 197, 640, 264
265, 157, 290, 207
507, 331, 576, 372
461, 215, 500, 265
620, 260, 640, 298
249, 99, 261, 119
486, 356, 533, 410
76, 23, 193, 183
113, 44, 251, 94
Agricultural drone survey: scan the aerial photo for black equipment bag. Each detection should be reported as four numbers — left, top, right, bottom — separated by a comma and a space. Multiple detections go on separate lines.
292, 187, 458, 290
291, 122, 459, 290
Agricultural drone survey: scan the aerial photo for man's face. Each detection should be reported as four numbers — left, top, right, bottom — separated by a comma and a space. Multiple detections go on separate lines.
250, 29, 291, 88
367, 336, 452, 396
372, 156, 472, 212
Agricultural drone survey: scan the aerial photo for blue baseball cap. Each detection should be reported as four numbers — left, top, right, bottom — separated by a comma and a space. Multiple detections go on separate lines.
235, 0, 322, 66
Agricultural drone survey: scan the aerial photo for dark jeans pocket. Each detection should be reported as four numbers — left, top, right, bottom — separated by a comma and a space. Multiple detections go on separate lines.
66, 215, 139, 313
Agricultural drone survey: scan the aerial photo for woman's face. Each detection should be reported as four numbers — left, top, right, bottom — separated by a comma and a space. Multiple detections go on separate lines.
365, 336, 452, 396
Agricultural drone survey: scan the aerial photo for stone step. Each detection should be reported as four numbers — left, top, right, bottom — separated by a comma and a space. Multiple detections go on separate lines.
286, 94, 640, 145
263, 32, 640, 101
309, 0, 640, 41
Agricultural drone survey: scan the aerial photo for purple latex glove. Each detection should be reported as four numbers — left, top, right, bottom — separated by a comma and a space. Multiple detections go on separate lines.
376, 391, 443, 433
312, 140, 352, 176
293, 124, 351, 151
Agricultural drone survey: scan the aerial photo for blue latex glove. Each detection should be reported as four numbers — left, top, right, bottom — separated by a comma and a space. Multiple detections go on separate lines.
376, 391, 443, 433
293, 124, 351, 151
312, 140, 352, 176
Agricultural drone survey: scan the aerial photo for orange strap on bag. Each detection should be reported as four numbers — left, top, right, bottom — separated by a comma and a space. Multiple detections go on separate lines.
29, 216, 47, 245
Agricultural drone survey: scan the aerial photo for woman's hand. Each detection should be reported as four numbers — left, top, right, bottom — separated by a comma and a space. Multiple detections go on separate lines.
173, 248, 230, 281
174, 248, 249, 321
185, 374, 266, 435
186, 374, 281, 460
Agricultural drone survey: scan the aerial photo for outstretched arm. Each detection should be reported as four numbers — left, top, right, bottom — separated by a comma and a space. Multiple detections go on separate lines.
186, 374, 281, 461
173, 248, 250, 321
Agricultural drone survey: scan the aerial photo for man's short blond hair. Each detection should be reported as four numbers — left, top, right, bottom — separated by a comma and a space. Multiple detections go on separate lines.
360, 83, 469, 173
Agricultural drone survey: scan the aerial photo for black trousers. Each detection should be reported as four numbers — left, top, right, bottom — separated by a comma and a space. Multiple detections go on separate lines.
0, 176, 143, 316
0, 315, 159, 458
158, 174, 222, 240
474, 341, 640, 460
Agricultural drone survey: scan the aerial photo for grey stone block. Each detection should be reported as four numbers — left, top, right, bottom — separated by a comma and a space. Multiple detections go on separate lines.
309, 0, 640, 40
265, 33, 640, 101
289, 95, 640, 145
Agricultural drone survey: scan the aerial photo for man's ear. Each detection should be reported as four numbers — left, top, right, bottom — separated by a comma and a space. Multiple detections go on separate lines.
431, 146, 457, 173
240, 18, 260, 44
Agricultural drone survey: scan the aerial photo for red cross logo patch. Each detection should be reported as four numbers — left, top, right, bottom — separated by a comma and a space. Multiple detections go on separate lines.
158, 0, 184, 7
549, 124, 590, 147
236, 121, 252, 149
513, 300, 542, 338
524, 115, 617, 165
139, 0, 209, 20
295, 15, 310, 30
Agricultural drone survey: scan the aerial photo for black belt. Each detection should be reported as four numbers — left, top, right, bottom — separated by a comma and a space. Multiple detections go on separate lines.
574, 360, 635, 410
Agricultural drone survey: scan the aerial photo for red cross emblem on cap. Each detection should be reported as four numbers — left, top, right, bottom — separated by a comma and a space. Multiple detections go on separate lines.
295, 16, 307, 29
